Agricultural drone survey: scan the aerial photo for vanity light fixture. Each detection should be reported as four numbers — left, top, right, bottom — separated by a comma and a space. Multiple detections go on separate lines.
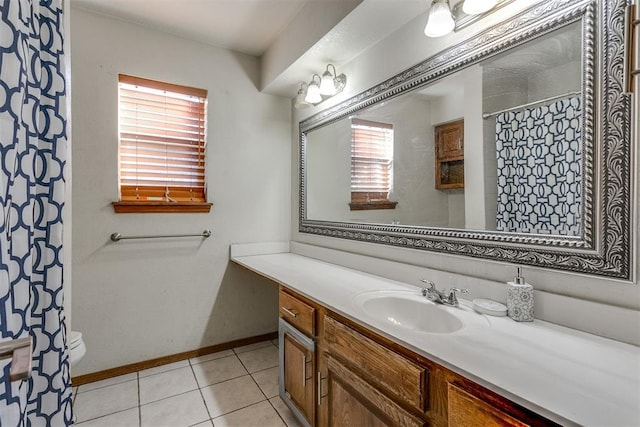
304, 74, 323, 104
424, 0, 455, 38
320, 64, 339, 95
424, 0, 501, 38
295, 64, 348, 108
294, 83, 311, 109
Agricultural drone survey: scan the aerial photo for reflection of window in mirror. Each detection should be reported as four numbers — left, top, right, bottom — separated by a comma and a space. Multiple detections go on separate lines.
349, 119, 398, 211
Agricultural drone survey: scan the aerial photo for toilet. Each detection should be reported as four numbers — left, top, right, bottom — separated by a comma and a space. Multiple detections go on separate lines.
68, 331, 86, 368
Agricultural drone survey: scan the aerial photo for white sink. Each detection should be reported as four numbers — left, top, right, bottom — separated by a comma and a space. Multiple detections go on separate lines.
353, 290, 464, 334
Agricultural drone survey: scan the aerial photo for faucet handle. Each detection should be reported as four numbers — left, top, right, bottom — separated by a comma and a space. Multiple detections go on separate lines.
447, 287, 468, 305
420, 279, 436, 290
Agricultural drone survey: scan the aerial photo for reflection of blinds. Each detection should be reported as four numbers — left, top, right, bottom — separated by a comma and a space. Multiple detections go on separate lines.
351, 119, 394, 198
118, 74, 207, 202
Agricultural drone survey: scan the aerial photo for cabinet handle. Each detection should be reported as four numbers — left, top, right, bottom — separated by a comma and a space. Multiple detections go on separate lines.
317, 371, 322, 406
281, 307, 298, 318
302, 355, 307, 388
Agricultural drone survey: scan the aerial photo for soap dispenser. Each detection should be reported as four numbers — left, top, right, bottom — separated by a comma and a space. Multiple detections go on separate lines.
507, 267, 534, 322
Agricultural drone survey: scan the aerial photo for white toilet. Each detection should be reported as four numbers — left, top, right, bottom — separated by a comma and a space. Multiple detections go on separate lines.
69, 331, 86, 368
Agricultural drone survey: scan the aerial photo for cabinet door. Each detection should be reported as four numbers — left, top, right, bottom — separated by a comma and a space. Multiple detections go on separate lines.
434, 120, 464, 189
322, 355, 425, 427
435, 120, 464, 159
324, 315, 427, 411
283, 331, 314, 423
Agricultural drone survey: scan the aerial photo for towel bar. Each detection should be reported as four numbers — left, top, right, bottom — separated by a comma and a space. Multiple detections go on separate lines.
110, 230, 212, 242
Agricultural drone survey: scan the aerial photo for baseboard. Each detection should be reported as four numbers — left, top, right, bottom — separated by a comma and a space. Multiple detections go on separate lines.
71, 331, 278, 386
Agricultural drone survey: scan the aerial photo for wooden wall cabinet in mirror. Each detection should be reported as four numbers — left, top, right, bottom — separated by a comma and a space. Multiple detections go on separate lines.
435, 119, 464, 189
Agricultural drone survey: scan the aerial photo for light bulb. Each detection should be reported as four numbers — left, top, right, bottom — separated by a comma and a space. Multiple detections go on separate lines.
305, 82, 322, 104
462, 0, 497, 15
424, 0, 455, 38
294, 86, 310, 109
319, 70, 336, 96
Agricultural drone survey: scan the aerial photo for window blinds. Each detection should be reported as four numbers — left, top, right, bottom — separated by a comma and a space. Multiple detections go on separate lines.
351, 118, 394, 201
118, 74, 207, 202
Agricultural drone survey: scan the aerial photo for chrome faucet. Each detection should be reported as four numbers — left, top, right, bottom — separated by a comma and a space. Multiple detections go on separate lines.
420, 279, 468, 307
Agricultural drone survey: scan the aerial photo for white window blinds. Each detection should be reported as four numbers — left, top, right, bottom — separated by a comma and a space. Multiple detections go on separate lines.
351, 118, 394, 202
118, 74, 207, 203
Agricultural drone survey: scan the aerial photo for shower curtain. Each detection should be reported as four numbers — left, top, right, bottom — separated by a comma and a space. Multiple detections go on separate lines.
495, 96, 582, 236
0, 0, 72, 426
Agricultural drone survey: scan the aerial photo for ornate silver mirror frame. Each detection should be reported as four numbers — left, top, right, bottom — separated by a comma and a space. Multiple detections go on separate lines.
299, 0, 634, 280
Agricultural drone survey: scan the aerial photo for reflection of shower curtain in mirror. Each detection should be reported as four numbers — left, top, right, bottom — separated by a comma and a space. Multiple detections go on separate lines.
495, 97, 582, 235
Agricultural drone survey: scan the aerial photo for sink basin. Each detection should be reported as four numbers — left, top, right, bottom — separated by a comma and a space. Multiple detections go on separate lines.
353, 291, 464, 334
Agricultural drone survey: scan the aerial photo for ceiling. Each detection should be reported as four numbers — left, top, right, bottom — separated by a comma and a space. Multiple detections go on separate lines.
70, 0, 429, 97
70, 0, 312, 57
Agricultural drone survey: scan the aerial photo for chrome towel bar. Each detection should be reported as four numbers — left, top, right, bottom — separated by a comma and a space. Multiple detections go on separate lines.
110, 230, 212, 242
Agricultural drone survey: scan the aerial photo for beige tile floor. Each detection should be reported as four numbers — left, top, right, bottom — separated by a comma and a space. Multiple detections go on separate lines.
72, 340, 302, 427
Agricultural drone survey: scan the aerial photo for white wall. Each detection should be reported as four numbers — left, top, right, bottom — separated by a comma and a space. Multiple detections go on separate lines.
71, 8, 291, 375
291, 1, 640, 344
462, 66, 486, 230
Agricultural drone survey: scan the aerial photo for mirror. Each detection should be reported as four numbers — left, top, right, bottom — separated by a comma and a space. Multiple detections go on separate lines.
307, 21, 582, 234
300, 0, 634, 280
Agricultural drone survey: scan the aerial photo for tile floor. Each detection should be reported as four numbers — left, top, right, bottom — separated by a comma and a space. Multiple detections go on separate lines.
72, 339, 302, 427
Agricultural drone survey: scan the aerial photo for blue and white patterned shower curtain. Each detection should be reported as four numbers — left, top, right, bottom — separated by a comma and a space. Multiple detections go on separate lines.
495, 96, 582, 235
0, 0, 72, 426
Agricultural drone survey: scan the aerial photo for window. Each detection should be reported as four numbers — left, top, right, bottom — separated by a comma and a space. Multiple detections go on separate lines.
350, 118, 397, 210
113, 74, 211, 213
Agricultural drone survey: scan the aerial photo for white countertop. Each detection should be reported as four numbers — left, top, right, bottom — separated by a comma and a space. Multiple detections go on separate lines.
232, 252, 640, 427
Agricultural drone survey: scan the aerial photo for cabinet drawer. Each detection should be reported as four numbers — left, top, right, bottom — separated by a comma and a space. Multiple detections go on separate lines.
448, 383, 529, 427
279, 289, 316, 336
324, 315, 428, 411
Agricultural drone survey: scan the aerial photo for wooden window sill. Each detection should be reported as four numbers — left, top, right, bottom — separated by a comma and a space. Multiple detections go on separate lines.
349, 201, 398, 211
112, 201, 213, 213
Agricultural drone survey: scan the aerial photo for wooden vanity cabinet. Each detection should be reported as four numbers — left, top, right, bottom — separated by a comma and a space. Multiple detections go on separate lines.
278, 286, 557, 427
